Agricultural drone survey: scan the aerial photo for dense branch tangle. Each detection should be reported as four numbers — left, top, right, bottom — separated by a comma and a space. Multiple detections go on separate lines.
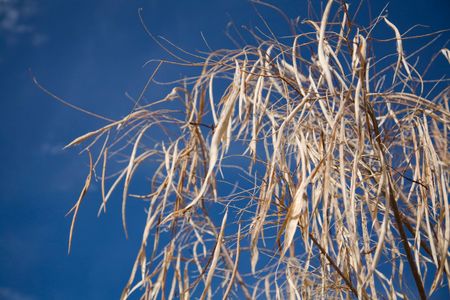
66, 1, 449, 299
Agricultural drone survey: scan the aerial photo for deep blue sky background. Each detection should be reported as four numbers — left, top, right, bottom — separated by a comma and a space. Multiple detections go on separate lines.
0, 0, 449, 299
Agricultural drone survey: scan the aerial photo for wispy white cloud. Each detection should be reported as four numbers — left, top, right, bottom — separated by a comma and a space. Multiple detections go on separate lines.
39, 142, 64, 156
0, 287, 35, 300
0, 0, 46, 47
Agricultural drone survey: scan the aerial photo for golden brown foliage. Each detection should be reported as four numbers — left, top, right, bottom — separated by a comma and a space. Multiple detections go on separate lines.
61, 1, 449, 299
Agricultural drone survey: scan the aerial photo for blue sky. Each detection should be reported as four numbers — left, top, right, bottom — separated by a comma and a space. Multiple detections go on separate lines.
0, 0, 449, 299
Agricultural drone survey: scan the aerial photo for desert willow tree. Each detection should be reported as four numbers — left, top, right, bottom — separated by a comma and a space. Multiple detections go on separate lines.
54, 0, 449, 299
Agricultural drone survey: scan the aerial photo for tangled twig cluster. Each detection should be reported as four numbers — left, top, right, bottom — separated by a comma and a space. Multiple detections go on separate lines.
61, 1, 449, 299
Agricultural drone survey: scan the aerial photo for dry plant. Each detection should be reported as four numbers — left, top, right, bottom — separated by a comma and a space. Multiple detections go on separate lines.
44, 0, 450, 299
